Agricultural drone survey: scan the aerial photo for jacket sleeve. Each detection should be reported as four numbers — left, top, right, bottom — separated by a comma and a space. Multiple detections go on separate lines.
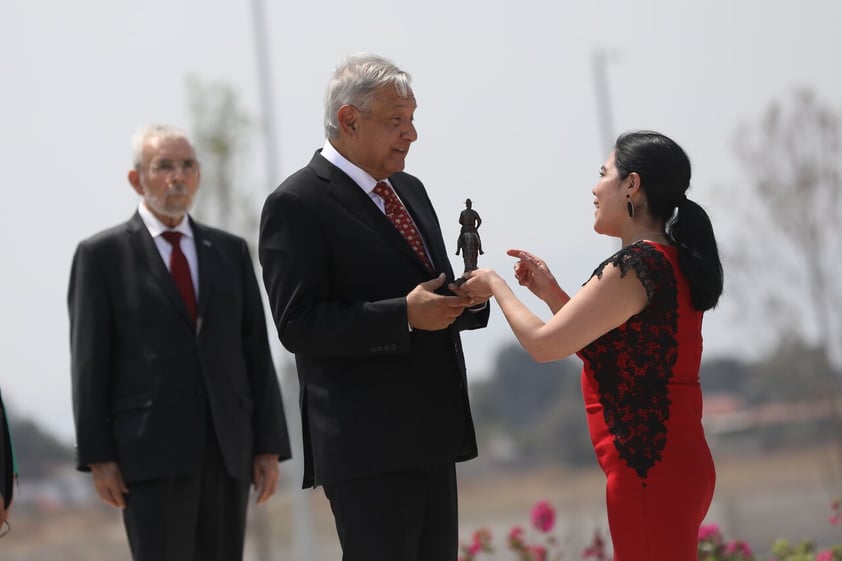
0, 390, 14, 509
258, 188, 412, 359
236, 238, 292, 460
67, 241, 116, 470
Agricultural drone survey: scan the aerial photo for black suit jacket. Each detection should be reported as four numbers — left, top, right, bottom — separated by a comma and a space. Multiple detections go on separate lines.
0, 388, 13, 510
259, 151, 488, 488
68, 212, 291, 484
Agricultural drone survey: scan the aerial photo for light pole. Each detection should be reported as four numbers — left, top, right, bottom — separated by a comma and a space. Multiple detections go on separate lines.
250, 1, 316, 559
591, 49, 619, 155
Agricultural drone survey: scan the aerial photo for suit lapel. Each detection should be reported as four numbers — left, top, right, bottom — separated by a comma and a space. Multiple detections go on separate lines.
310, 153, 433, 275
191, 219, 214, 333
126, 212, 196, 329
391, 178, 447, 274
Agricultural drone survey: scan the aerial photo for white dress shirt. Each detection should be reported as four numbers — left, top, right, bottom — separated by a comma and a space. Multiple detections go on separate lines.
321, 140, 431, 262
137, 202, 200, 299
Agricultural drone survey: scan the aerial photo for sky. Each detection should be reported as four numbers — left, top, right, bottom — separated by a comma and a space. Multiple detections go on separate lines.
2, 0, 841, 444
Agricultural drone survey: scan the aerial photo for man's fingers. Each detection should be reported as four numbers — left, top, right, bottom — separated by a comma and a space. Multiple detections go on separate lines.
96, 484, 125, 509
255, 470, 279, 505
91, 462, 127, 509
257, 475, 278, 505
420, 273, 446, 291
253, 455, 280, 505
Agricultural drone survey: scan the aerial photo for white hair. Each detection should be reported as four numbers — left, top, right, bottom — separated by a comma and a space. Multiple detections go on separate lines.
131, 124, 193, 169
323, 53, 413, 139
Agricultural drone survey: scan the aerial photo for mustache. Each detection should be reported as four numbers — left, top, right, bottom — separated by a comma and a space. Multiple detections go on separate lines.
168, 184, 189, 195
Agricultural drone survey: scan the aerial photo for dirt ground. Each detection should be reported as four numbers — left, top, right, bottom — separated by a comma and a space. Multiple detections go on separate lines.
2, 444, 840, 560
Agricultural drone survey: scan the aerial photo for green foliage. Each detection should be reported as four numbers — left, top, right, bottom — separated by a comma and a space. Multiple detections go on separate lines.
770, 539, 818, 561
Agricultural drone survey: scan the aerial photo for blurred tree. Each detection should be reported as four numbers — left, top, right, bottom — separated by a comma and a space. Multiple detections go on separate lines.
745, 337, 838, 405
731, 88, 842, 478
471, 343, 593, 467
732, 88, 842, 365
185, 76, 273, 560
7, 416, 73, 478
700, 357, 749, 396
481, 344, 568, 429
185, 76, 257, 242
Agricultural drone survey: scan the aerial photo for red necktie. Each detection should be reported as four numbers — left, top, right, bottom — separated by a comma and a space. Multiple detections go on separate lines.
373, 182, 434, 273
161, 231, 198, 323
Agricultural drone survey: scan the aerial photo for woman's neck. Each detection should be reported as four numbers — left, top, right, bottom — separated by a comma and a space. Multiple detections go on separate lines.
623, 226, 668, 247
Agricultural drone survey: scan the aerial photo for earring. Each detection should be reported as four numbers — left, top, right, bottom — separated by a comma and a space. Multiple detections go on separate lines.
626, 194, 635, 218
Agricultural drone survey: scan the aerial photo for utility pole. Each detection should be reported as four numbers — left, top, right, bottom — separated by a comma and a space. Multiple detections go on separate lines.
591, 49, 618, 155
250, 1, 316, 559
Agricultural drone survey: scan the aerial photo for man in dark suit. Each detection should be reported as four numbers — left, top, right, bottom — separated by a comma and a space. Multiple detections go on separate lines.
68, 124, 291, 561
0, 387, 14, 534
259, 53, 490, 561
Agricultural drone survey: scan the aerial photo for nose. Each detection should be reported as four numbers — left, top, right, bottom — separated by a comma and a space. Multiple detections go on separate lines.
403, 122, 418, 142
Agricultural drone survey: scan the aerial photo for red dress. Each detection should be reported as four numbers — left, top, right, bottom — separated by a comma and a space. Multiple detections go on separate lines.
577, 241, 715, 561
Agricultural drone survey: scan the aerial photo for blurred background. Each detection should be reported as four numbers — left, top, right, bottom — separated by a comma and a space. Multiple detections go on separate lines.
1, 0, 841, 559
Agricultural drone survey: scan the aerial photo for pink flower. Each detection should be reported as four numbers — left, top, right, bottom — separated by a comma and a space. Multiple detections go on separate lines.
582, 529, 608, 560
698, 523, 722, 542
724, 540, 753, 558
816, 550, 834, 561
531, 500, 556, 533
472, 528, 491, 548
467, 542, 482, 556
507, 526, 525, 550
528, 544, 547, 561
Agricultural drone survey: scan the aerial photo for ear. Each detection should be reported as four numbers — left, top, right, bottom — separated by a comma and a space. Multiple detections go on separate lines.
337, 104, 359, 137
626, 171, 642, 197
128, 168, 143, 195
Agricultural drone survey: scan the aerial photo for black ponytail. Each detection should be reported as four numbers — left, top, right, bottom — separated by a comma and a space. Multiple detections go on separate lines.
668, 197, 723, 311
615, 131, 724, 311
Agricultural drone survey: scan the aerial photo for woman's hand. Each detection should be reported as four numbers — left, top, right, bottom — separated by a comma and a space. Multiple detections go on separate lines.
507, 249, 569, 312
461, 268, 503, 301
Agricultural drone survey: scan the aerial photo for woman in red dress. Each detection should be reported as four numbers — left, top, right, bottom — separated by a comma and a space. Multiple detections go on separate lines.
462, 131, 723, 560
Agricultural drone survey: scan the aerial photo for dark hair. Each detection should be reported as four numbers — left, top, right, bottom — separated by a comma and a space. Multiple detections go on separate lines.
614, 131, 724, 311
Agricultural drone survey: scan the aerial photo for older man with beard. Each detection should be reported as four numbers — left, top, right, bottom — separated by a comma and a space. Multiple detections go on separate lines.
68, 124, 291, 561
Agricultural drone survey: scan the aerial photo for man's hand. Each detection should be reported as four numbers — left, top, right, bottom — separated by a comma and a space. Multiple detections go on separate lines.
252, 454, 280, 505
90, 461, 128, 509
406, 274, 471, 331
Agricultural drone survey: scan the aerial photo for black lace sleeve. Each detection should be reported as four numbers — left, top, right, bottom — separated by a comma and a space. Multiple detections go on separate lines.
583, 242, 663, 301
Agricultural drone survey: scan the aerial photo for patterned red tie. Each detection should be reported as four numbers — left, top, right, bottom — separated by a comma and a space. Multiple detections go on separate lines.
373, 182, 434, 273
161, 231, 198, 324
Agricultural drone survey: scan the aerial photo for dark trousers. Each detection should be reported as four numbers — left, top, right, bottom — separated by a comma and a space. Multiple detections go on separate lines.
323, 463, 458, 561
122, 437, 250, 561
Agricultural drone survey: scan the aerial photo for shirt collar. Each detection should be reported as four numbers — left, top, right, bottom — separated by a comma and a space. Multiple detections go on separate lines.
321, 139, 390, 195
137, 202, 194, 239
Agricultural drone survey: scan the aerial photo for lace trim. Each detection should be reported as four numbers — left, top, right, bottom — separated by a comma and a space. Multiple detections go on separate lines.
579, 242, 679, 481
587, 241, 657, 301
